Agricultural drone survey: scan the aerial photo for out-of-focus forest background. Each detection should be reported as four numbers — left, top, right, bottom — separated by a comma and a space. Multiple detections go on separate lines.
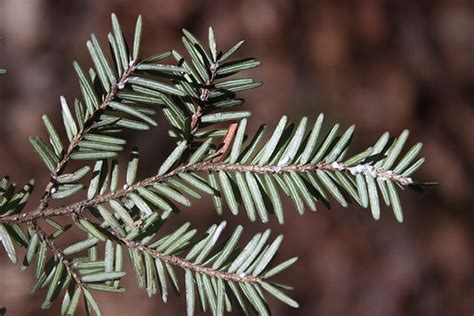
0, 0, 473, 315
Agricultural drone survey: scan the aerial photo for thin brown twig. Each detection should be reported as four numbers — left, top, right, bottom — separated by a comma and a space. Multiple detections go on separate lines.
31, 221, 85, 289
190, 61, 219, 132
0, 160, 413, 225
37, 64, 136, 212
107, 228, 263, 284
22, 64, 137, 295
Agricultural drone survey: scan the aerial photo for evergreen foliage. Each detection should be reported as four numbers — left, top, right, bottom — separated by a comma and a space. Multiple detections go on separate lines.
0, 14, 431, 315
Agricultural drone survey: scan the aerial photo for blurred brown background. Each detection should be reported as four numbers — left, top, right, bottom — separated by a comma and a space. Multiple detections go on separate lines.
0, 0, 473, 315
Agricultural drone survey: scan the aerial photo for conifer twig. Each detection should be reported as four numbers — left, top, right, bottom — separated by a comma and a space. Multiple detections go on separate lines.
106, 228, 262, 284
38, 64, 137, 212
0, 160, 414, 225
31, 222, 85, 288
